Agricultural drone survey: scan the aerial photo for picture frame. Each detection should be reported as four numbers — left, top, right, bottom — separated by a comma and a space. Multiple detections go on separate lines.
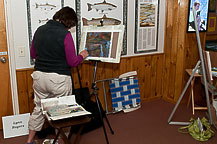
79, 25, 125, 63
187, 0, 209, 32
26, 0, 71, 65
75, 0, 128, 56
207, 12, 217, 35
134, 0, 159, 54
132, 0, 165, 56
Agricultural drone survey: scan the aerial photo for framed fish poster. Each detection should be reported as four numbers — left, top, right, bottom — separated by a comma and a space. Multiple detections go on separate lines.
133, 0, 165, 55
26, 0, 64, 64
79, 25, 125, 63
76, 0, 128, 55
26, 0, 76, 64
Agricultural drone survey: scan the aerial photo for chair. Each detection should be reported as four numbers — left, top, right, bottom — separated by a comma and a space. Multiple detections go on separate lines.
96, 71, 141, 114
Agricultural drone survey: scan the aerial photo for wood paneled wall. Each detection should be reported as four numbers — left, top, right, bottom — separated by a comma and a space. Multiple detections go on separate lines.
16, 0, 207, 113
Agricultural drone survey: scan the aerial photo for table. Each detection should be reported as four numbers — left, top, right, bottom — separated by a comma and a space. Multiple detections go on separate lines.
47, 115, 91, 144
186, 69, 208, 115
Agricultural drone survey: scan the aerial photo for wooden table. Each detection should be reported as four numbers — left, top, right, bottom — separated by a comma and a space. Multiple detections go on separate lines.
186, 69, 208, 115
47, 115, 91, 144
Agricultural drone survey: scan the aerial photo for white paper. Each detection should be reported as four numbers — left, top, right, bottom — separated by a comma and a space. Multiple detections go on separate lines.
41, 95, 91, 121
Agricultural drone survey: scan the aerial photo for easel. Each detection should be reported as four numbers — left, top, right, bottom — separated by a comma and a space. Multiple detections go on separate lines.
168, 6, 214, 126
89, 19, 114, 144
91, 61, 114, 144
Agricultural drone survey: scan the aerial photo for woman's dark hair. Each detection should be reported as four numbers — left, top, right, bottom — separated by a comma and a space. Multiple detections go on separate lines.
53, 7, 78, 29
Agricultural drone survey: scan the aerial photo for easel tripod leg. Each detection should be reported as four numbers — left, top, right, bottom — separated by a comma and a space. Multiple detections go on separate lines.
104, 114, 114, 134
168, 61, 201, 123
91, 61, 114, 143
95, 95, 110, 144
192, 5, 213, 124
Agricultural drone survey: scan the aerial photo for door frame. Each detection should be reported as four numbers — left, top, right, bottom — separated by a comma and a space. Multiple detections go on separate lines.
4, 0, 19, 115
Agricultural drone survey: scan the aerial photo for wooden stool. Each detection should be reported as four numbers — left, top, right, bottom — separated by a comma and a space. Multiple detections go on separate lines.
186, 69, 207, 115
47, 115, 91, 144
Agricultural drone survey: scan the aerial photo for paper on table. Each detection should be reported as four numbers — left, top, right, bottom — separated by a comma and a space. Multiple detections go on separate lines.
41, 95, 91, 121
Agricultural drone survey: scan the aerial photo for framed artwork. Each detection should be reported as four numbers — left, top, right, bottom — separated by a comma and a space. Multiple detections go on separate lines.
207, 13, 217, 35
76, 0, 128, 55
133, 0, 165, 55
187, 0, 209, 32
79, 25, 125, 63
208, 17, 216, 32
26, 0, 65, 64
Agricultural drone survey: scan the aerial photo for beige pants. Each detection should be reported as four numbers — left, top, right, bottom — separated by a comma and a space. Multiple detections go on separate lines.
28, 71, 72, 131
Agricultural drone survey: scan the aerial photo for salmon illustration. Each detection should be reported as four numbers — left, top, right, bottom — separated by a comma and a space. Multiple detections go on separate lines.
82, 15, 121, 26
87, 0, 117, 13
35, 3, 56, 11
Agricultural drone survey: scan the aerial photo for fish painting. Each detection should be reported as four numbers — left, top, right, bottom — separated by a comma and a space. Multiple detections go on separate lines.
35, 3, 56, 11
87, 0, 117, 13
82, 14, 121, 26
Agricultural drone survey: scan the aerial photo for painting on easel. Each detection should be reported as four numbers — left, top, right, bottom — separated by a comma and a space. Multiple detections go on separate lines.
79, 25, 125, 63
85, 32, 112, 58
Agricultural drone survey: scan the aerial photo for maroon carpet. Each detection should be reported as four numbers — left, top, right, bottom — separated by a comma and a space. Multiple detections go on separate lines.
0, 100, 216, 144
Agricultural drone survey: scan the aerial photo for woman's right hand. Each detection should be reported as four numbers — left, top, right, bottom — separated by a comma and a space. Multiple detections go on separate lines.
79, 50, 89, 59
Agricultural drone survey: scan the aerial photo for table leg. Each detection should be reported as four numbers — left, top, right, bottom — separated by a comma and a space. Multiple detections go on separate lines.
191, 77, 196, 115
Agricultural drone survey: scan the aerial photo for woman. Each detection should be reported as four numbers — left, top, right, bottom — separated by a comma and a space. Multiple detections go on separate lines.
27, 6, 88, 144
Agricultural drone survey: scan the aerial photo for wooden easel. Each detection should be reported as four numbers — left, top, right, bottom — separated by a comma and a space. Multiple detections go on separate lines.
168, 6, 215, 127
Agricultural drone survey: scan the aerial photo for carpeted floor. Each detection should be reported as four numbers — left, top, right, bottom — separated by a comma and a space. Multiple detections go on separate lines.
0, 99, 217, 144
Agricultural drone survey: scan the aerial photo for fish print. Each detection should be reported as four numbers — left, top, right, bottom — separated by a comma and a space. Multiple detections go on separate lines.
35, 3, 56, 11
87, 0, 117, 13
82, 14, 121, 26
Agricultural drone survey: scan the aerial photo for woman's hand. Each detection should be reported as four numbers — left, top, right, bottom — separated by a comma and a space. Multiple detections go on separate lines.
79, 50, 89, 59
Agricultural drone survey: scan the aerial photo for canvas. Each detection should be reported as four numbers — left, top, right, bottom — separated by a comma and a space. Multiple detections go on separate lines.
79, 25, 125, 63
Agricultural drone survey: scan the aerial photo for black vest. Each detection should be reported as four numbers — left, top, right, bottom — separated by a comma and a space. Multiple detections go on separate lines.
33, 20, 71, 75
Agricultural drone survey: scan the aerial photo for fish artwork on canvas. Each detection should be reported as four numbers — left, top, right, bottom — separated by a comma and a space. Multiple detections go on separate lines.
82, 14, 121, 26
87, 0, 117, 13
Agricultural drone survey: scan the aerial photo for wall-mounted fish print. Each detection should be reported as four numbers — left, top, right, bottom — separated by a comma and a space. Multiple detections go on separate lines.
35, 3, 56, 11
87, 0, 117, 13
82, 14, 121, 26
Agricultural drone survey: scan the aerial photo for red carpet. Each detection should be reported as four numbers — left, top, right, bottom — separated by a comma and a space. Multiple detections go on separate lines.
0, 100, 216, 144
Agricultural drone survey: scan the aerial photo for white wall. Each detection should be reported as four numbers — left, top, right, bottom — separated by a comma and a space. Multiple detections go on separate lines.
7, 0, 31, 69
6, 0, 165, 69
